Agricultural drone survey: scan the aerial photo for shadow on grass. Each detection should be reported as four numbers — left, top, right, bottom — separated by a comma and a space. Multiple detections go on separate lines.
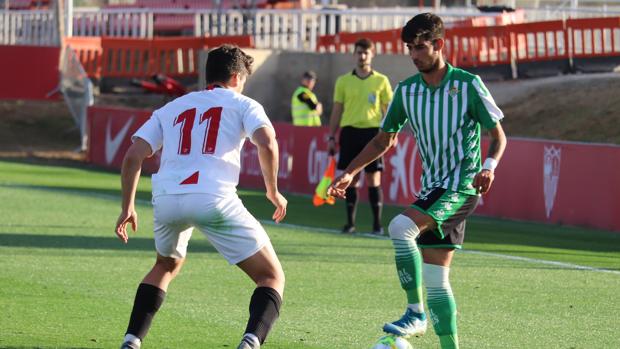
0, 347, 101, 349
0, 232, 217, 254
4, 179, 620, 258
0, 183, 152, 206
0, 232, 392, 264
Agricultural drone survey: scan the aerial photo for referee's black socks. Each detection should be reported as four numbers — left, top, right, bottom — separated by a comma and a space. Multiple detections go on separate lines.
244, 287, 282, 344
345, 187, 359, 228
368, 186, 383, 231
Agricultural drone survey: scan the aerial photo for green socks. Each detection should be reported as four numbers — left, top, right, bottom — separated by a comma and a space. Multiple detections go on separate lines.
439, 334, 459, 349
424, 263, 459, 349
392, 239, 423, 305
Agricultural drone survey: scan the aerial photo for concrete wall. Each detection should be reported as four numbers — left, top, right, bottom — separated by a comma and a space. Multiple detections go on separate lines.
242, 49, 417, 123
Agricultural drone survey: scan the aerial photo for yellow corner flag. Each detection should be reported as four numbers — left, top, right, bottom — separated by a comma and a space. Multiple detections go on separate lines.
312, 156, 336, 206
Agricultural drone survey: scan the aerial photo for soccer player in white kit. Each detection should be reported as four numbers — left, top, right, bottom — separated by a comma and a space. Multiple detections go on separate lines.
115, 45, 287, 349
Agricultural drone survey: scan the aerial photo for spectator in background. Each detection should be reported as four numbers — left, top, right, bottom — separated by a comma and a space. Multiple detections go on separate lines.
291, 70, 322, 127
327, 38, 393, 235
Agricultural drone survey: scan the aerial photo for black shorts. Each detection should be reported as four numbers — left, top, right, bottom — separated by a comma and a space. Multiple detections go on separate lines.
413, 188, 480, 249
337, 126, 384, 173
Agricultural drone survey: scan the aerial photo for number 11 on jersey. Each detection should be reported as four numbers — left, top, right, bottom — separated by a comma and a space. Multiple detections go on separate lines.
174, 107, 223, 155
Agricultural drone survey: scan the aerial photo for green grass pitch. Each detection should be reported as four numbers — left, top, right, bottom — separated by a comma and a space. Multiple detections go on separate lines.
0, 160, 619, 348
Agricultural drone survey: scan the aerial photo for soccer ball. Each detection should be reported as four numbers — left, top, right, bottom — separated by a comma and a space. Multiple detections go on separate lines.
370, 335, 413, 349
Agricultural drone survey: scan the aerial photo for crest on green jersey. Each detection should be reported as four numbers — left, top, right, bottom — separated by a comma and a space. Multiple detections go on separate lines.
448, 86, 460, 97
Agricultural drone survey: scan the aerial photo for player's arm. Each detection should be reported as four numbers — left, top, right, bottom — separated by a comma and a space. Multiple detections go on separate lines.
115, 138, 152, 243
328, 131, 397, 199
380, 78, 394, 116
251, 126, 287, 223
473, 122, 507, 194
327, 102, 343, 154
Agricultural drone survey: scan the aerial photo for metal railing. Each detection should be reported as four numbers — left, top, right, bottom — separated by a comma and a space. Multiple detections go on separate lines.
2, 6, 620, 51
72, 7, 153, 38
0, 9, 58, 45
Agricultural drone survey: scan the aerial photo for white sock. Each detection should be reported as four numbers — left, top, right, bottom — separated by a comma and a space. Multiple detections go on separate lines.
407, 303, 424, 314
243, 333, 260, 346
124, 334, 141, 346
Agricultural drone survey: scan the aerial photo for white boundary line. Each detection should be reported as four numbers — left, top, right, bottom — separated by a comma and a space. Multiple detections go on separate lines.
261, 220, 620, 276
4, 182, 620, 276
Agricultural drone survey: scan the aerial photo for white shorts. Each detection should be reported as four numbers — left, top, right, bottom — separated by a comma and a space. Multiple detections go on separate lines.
152, 193, 270, 264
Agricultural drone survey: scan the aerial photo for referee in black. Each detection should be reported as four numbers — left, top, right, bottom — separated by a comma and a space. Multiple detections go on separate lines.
327, 38, 393, 235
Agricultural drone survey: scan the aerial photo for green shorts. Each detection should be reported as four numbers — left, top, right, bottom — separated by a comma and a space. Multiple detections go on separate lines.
412, 188, 479, 249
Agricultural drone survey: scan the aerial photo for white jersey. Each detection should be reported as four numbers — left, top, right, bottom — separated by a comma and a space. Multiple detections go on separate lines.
133, 87, 273, 197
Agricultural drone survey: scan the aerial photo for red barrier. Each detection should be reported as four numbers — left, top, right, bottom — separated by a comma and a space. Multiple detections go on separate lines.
87, 106, 160, 173
101, 37, 155, 78
0, 45, 60, 100
151, 37, 203, 76
567, 17, 620, 58
205, 34, 254, 49
509, 20, 568, 63
66, 35, 255, 79
316, 17, 620, 71
88, 105, 620, 232
444, 25, 512, 67
66, 37, 103, 79
448, 10, 525, 28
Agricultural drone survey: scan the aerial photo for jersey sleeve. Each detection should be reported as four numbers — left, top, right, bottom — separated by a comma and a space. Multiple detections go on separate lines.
333, 76, 344, 104
380, 76, 394, 107
381, 83, 408, 133
298, 92, 318, 110
132, 112, 163, 155
470, 75, 504, 130
243, 100, 274, 137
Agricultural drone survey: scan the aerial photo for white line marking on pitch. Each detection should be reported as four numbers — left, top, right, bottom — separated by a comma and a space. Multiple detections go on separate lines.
3, 182, 619, 275
262, 221, 620, 276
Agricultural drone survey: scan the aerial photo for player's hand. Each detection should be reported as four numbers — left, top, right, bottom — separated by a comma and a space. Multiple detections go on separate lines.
115, 209, 138, 243
267, 191, 287, 223
473, 169, 494, 194
327, 138, 336, 156
327, 172, 354, 199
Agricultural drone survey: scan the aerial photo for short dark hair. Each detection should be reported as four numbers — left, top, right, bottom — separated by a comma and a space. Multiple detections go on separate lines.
354, 38, 374, 52
302, 70, 317, 80
206, 45, 254, 84
401, 13, 445, 44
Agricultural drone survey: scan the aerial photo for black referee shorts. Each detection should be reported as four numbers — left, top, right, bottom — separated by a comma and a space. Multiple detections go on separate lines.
337, 126, 383, 173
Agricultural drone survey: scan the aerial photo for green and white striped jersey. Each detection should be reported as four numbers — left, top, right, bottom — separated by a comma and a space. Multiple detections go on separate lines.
382, 64, 503, 196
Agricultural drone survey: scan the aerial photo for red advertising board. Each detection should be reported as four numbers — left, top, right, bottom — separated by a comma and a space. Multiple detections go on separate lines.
87, 106, 160, 173
0, 45, 60, 100
88, 106, 620, 232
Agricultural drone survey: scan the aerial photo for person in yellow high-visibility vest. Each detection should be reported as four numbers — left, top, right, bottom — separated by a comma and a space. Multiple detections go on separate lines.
291, 71, 323, 126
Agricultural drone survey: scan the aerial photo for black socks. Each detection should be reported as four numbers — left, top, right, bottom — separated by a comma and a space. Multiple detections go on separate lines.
244, 287, 282, 344
345, 187, 359, 227
126, 283, 166, 340
368, 186, 383, 230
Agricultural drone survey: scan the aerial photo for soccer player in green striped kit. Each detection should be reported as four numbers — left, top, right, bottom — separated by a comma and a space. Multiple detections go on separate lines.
328, 13, 507, 349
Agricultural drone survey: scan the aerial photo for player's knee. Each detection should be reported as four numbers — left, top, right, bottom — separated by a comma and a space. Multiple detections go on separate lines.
156, 255, 185, 275
388, 214, 420, 240
255, 265, 285, 292
423, 263, 451, 289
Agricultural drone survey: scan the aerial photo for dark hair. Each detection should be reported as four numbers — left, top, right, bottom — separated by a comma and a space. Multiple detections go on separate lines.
401, 13, 445, 44
206, 45, 254, 84
354, 38, 374, 51
302, 70, 317, 80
